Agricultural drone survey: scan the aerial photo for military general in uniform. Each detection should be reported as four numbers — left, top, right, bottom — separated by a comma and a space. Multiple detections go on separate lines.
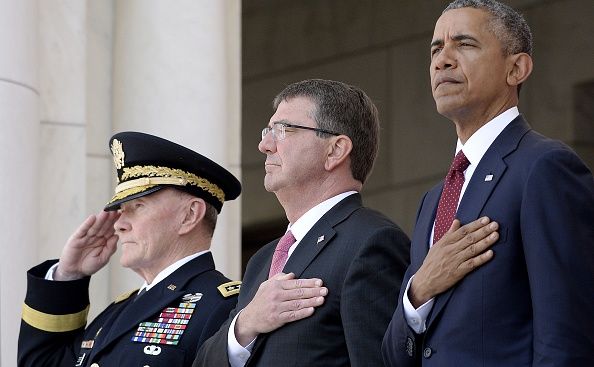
18, 131, 241, 367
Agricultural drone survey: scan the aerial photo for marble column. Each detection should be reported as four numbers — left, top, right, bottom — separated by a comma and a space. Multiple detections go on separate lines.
110, 0, 242, 295
85, 0, 115, 317
0, 1, 39, 365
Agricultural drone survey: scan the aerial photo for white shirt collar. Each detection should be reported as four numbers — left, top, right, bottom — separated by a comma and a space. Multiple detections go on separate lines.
455, 106, 519, 165
289, 191, 357, 242
139, 250, 210, 293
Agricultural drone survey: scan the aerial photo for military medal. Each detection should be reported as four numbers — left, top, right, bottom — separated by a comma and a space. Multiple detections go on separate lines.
131, 295, 201, 345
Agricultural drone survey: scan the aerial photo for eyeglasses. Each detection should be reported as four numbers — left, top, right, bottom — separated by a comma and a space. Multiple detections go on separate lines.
261, 122, 340, 141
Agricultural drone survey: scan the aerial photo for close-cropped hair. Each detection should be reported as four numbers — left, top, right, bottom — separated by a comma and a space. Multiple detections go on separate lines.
444, 0, 533, 56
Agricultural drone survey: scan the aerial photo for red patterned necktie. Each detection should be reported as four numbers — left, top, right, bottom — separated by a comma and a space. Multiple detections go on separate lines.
433, 150, 470, 244
268, 230, 296, 278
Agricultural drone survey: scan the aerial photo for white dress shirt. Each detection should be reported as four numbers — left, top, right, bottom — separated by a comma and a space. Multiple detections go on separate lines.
227, 191, 357, 367
403, 107, 519, 333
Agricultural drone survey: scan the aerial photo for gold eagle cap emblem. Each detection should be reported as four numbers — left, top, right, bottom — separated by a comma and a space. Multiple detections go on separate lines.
111, 139, 125, 170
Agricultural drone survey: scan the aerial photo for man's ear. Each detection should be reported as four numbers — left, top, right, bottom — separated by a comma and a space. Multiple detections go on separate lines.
325, 135, 353, 171
507, 52, 533, 87
179, 198, 206, 235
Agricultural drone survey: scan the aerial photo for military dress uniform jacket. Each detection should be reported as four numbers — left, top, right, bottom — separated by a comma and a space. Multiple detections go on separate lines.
18, 253, 240, 367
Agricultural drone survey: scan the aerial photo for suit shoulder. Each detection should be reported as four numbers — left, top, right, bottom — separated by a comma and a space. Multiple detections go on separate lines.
519, 130, 579, 157
352, 206, 406, 232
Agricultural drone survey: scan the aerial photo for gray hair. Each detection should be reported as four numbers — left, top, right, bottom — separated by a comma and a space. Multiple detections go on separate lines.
273, 79, 380, 184
444, 0, 532, 56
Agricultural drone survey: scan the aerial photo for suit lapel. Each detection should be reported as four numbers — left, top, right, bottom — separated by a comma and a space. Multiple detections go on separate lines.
411, 187, 441, 270
282, 194, 361, 277
241, 248, 273, 309
247, 194, 362, 362
427, 116, 531, 328
90, 253, 216, 358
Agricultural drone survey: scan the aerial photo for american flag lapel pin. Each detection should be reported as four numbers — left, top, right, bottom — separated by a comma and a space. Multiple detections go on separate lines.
484, 174, 494, 182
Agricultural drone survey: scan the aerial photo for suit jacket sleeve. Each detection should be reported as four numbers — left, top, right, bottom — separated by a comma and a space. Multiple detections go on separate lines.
18, 260, 91, 367
381, 265, 424, 367
521, 148, 594, 365
342, 225, 410, 366
382, 190, 432, 367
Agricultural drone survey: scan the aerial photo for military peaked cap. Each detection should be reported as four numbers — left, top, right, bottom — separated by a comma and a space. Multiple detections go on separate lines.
104, 131, 241, 212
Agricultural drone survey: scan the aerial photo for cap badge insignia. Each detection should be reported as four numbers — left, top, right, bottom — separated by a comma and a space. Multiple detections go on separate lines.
111, 139, 125, 169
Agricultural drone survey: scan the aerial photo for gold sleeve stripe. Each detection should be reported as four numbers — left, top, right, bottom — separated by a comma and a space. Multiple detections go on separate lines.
22, 303, 89, 333
217, 281, 241, 297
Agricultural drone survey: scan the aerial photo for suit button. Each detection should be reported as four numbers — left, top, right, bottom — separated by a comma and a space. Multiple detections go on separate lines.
423, 347, 433, 359
91, 364, 99, 367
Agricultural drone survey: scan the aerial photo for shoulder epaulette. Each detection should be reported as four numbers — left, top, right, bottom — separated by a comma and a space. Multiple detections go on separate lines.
217, 281, 241, 297
114, 289, 139, 303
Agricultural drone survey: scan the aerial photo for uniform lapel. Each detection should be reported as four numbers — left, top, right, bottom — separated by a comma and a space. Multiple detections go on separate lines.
89, 253, 216, 359
427, 116, 531, 328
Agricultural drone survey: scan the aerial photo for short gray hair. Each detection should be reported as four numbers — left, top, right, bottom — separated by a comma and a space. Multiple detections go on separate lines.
272, 79, 380, 184
444, 0, 532, 56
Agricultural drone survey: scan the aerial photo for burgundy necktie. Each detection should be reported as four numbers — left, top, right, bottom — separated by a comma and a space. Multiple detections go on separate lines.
268, 230, 296, 278
433, 150, 470, 243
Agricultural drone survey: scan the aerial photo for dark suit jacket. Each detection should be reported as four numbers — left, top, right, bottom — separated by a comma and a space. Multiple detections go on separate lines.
195, 194, 410, 366
382, 116, 594, 366
18, 253, 239, 367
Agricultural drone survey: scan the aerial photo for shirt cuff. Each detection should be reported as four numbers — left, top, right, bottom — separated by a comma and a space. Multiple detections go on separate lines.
45, 262, 60, 280
403, 275, 434, 334
227, 310, 256, 367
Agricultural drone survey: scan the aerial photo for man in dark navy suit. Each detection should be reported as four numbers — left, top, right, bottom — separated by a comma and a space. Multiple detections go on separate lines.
18, 131, 242, 367
382, 1, 594, 366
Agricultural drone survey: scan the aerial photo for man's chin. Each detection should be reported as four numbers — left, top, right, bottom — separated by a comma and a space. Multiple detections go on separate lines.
119, 254, 134, 268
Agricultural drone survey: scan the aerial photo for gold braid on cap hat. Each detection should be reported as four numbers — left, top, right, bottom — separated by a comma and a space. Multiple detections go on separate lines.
115, 165, 225, 204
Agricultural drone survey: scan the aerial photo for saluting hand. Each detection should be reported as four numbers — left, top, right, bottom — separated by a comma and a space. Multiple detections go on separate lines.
54, 210, 121, 281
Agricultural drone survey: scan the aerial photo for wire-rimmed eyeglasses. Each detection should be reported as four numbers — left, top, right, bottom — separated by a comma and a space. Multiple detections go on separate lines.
261, 122, 340, 141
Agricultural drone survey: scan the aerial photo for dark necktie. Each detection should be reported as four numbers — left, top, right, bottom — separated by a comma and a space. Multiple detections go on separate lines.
433, 150, 470, 243
268, 230, 296, 278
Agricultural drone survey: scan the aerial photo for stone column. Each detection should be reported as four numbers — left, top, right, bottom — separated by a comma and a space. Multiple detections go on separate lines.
0, 1, 39, 365
110, 0, 242, 295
